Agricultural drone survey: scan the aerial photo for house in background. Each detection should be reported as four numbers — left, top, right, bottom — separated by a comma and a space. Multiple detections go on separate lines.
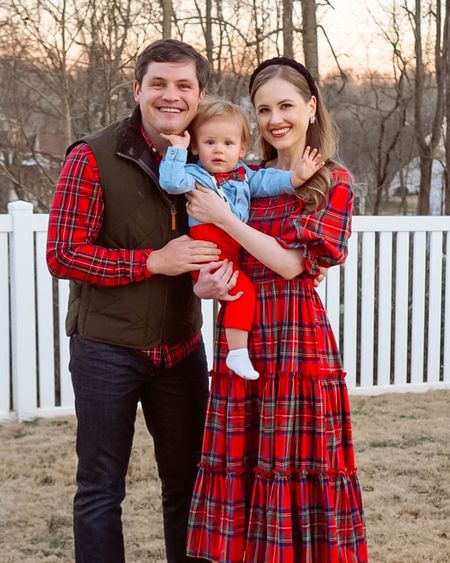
388, 127, 446, 215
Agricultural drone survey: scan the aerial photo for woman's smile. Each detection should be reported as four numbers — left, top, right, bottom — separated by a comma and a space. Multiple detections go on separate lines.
269, 126, 292, 138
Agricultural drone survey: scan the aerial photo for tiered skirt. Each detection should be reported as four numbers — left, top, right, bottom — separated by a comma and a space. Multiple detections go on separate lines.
187, 371, 367, 562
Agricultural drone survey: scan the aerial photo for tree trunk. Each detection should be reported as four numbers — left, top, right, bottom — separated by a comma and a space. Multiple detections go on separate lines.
300, 0, 319, 81
412, 0, 445, 214
445, 0, 450, 214
399, 167, 408, 215
252, 0, 263, 65
205, 0, 213, 62
283, 0, 293, 58
417, 154, 433, 214
161, 0, 172, 39
372, 183, 385, 215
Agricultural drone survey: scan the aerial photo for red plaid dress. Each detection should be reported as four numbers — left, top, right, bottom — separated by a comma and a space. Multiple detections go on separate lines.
187, 168, 368, 562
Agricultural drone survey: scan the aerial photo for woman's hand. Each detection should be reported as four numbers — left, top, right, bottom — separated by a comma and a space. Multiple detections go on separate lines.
313, 267, 327, 287
186, 184, 233, 227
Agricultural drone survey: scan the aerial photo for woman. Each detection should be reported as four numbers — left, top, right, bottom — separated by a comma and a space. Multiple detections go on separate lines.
185, 57, 368, 563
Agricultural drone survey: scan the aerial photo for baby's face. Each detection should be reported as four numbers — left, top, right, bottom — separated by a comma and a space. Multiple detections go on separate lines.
192, 117, 246, 174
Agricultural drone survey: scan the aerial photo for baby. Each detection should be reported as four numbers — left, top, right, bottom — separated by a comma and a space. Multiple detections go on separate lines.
159, 99, 323, 380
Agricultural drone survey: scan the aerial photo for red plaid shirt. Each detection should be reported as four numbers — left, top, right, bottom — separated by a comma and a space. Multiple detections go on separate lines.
47, 131, 200, 367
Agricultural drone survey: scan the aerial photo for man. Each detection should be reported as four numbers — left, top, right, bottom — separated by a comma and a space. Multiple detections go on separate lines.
47, 39, 239, 563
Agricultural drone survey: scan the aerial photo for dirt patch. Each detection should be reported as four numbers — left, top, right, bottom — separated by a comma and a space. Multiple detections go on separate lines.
1, 390, 449, 562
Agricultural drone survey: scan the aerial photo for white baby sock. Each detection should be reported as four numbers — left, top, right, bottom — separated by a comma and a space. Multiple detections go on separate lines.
226, 348, 259, 380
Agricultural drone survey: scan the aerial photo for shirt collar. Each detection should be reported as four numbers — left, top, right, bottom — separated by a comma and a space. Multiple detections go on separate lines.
140, 124, 162, 164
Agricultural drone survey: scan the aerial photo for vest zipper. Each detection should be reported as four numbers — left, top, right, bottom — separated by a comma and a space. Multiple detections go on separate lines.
170, 205, 177, 231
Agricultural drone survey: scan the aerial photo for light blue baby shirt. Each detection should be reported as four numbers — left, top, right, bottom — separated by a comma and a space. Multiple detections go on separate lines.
159, 146, 295, 227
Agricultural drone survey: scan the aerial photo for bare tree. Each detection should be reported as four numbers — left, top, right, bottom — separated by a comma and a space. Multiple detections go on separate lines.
177, 0, 285, 99
3, 0, 438, 217
161, 0, 172, 39
205, 0, 214, 62
445, 0, 450, 213
190, 0, 218, 91
369, 3, 415, 213
339, 68, 414, 214
301, 0, 319, 80
408, 0, 446, 214
0, 0, 153, 210
283, 0, 294, 58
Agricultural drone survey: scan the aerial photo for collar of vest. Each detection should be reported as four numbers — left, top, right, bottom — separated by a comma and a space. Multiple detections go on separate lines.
71, 106, 196, 182
116, 106, 160, 181
119, 106, 198, 167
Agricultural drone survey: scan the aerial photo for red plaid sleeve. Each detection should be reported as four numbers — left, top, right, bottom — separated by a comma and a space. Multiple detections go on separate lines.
47, 143, 153, 286
277, 167, 353, 276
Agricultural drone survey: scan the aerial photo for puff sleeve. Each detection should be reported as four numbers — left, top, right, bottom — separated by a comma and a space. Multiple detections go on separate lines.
276, 168, 353, 277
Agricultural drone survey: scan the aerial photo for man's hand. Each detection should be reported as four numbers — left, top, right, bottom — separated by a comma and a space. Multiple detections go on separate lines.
193, 260, 243, 301
147, 235, 220, 276
160, 131, 190, 149
313, 266, 328, 287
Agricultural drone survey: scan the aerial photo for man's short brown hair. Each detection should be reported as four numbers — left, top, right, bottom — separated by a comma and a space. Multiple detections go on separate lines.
135, 39, 211, 90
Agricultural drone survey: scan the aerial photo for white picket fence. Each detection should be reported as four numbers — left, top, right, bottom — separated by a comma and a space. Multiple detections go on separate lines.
1, 201, 450, 421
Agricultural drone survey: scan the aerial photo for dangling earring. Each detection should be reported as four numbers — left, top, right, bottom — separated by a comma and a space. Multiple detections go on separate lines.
309, 115, 316, 124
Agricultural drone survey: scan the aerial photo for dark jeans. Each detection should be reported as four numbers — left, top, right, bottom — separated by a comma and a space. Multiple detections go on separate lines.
70, 334, 209, 563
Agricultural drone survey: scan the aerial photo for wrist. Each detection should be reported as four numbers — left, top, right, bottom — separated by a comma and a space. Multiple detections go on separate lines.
291, 172, 305, 188
146, 249, 161, 275
217, 211, 237, 231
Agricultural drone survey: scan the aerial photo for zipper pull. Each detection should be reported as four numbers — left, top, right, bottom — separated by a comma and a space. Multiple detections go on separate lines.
170, 205, 177, 231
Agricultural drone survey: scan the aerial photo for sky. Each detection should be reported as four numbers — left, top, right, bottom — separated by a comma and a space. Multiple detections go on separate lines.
318, 0, 410, 76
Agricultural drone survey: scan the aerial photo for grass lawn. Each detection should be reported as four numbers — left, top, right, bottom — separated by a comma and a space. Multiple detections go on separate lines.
1, 390, 449, 562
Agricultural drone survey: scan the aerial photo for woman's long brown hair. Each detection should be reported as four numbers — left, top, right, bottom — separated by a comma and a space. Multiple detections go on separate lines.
250, 65, 339, 211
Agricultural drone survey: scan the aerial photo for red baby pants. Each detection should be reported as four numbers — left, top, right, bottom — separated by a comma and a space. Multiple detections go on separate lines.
190, 223, 255, 331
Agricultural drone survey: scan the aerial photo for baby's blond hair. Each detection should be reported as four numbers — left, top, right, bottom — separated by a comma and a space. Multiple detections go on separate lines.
189, 98, 250, 148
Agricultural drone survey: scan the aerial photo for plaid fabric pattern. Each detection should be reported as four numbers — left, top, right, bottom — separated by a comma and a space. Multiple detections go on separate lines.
214, 165, 247, 185
140, 124, 163, 164
277, 168, 353, 277
187, 168, 367, 562
47, 141, 199, 367
47, 142, 153, 285
135, 332, 201, 369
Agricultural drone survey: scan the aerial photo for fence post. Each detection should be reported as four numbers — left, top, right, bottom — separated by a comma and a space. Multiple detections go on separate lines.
8, 201, 37, 421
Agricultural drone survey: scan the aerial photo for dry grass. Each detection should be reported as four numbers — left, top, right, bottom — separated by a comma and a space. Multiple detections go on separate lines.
1, 390, 449, 562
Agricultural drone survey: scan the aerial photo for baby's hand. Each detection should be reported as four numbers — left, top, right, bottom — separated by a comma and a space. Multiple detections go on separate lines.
291, 146, 324, 187
161, 130, 190, 149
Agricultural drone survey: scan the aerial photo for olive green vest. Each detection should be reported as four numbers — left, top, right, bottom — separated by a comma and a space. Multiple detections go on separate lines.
65, 108, 202, 348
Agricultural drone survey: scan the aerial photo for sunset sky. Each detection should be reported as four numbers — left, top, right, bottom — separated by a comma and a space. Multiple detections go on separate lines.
318, 0, 415, 76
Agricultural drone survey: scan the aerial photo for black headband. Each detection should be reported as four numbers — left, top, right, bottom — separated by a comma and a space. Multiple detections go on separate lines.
248, 56, 319, 100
